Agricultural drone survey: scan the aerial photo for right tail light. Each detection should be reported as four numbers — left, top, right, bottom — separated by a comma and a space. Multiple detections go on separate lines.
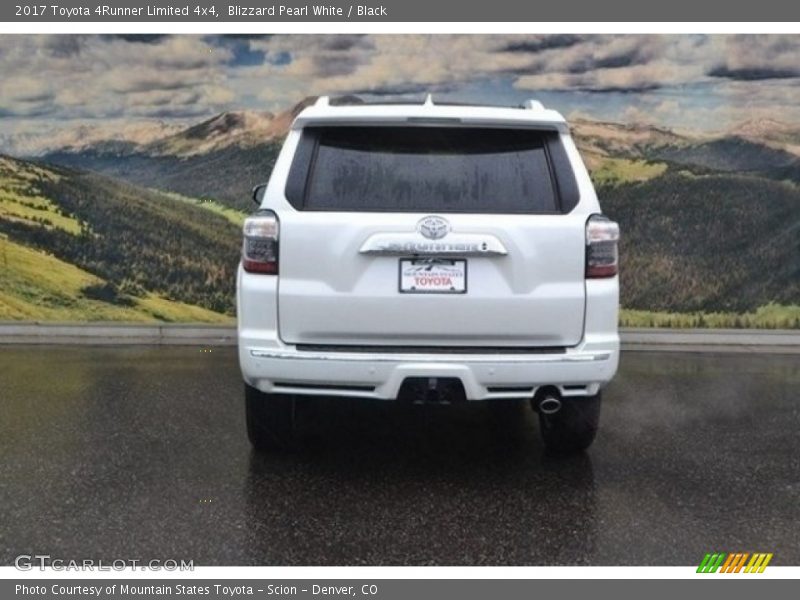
586, 215, 620, 278
242, 210, 279, 274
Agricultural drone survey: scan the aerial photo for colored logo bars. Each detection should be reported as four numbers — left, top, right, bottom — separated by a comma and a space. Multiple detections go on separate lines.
697, 552, 773, 573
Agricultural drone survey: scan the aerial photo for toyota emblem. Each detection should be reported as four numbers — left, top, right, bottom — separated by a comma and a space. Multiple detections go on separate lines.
417, 216, 451, 240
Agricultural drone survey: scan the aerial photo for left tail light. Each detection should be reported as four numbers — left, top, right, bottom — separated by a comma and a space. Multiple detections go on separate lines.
242, 210, 279, 274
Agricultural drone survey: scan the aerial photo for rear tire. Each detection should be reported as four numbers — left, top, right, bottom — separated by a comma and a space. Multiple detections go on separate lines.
245, 383, 296, 452
537, 392, 601, 455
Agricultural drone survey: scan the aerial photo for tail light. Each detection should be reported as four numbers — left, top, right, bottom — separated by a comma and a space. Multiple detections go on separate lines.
242, 210, 279, 274
586, 215, 620, 278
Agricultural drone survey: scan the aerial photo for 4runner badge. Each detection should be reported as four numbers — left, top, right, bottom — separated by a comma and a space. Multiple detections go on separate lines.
417, 216, 451, 240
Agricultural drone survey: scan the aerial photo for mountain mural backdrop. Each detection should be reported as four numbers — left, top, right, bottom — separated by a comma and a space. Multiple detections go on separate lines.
1, 99, 798, 327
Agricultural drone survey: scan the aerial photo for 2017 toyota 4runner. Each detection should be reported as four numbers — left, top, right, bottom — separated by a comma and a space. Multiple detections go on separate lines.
237, 96, 620, 454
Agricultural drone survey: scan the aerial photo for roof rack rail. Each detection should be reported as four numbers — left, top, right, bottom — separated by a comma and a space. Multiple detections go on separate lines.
521, 99, 545, 111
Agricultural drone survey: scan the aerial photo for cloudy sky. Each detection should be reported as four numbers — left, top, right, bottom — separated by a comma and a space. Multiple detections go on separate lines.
1, 34, 799, 152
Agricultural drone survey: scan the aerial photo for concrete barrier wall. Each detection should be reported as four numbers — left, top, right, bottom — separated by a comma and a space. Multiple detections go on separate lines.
0, 323, 798, 353
0, 323, 236, 346
620, 328, 800, 354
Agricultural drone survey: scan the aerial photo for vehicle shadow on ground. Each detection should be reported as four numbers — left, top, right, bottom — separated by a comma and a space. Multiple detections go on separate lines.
243, 398, 598, 565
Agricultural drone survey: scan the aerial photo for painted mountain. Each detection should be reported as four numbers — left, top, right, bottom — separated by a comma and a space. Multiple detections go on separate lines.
2, 100, 799, 326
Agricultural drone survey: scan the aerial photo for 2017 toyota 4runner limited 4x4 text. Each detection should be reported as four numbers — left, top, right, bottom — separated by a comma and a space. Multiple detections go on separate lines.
237, 96, 620, 454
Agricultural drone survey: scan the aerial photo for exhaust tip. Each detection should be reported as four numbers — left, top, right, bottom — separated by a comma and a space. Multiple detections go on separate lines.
538, 396, 562, 415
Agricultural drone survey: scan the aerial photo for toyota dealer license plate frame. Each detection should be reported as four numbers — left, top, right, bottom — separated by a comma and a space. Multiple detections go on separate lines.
398, 258, 467, 294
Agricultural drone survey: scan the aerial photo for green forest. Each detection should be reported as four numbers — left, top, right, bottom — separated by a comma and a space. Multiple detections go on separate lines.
600, 172, 800, 314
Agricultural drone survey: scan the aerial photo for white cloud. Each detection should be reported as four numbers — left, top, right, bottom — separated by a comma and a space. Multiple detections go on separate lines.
2, 34, 800, 149
0, 35, 235, 120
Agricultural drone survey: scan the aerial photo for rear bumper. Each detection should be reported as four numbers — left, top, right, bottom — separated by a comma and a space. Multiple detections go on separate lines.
238, 334, 619, 401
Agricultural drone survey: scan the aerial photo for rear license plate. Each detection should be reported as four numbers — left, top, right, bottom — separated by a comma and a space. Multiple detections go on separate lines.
399, 258, 467, 294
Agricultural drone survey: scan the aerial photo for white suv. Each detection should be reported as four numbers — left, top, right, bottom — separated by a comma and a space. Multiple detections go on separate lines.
237, 96, 620, 454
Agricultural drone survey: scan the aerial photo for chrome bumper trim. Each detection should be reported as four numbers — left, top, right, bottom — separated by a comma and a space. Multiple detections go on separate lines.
249, 347, 610, 364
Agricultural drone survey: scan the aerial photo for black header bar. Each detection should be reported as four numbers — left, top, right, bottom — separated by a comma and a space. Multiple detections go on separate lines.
4, 0, 800, 22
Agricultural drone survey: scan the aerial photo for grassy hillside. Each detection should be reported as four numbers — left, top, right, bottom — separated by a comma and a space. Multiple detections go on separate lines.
0, 235, 230, 322
0, 158, 81, 235
586, 156, 667, 186
45, 142, 281, 212
620, 304, 800, 329
157, 190, 246, 226
652, 137, 799, 173
0, 155, 240, 320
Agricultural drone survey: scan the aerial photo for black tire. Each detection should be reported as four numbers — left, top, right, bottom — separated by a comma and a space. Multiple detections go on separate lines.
537, 393, 602, 455
245, 383, 296, 452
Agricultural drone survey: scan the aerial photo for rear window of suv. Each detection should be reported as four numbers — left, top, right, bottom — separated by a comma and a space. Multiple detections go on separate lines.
285, 126, 577, 214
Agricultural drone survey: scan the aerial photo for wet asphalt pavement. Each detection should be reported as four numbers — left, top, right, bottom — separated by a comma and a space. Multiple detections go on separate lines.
0, 346, 798, 566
